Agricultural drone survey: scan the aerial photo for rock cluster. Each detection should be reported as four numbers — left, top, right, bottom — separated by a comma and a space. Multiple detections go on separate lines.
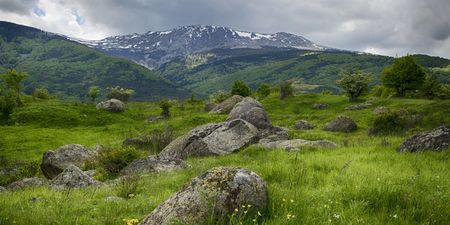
398, 125, 450, 152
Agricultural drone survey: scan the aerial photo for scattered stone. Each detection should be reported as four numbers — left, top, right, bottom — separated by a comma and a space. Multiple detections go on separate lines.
227, 97, 272, 129
160, 119, 259, 160
84, 170, 96, 178
398, 125, 450, 152
138, 167, 268, 225
7, 177, 48, 191
257, 126, 290, 144
345, 102, 372, 110
0, 186, 7, 192
209, 95, 243, 114
96, 99, 125, 112
121, 155, 189, 175
323, 116, 357, 132
313, 103, 328, 109
41, 144, 98, 179
294, 120, 315, 130
50, 165, 102, 189
258, 139, 338, 151
373, 106, 389, 114
204, 102, 217, 112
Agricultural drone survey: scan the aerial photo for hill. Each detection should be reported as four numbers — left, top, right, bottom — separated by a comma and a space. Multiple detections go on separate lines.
0, 21, 190, 101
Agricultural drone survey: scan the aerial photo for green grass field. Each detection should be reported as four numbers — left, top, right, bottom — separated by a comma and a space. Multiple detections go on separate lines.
0, 93, 449, 225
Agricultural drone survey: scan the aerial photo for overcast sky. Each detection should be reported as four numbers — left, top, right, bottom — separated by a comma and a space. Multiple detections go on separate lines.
1, 0, 450, 58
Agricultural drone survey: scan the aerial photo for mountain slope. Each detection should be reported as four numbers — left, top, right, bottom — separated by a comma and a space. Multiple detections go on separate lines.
80, 25, 328, 68
0, 21, 190, 101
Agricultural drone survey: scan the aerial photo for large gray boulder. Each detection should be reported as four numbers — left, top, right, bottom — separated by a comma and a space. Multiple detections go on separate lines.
96, 99, 125, 112
227, 97, 272, 129
209, 95, 243, 114
159, 119, 259, 160
294, 120, 315, 130
258, 139, 338, 151
323, 116, 357, 132
121, 155, 189, 175
398, 125, 450, 152
7, 177, 48, 191
41, 144, 98, 179
50, 165, 102, 189
138, 167, 268, 225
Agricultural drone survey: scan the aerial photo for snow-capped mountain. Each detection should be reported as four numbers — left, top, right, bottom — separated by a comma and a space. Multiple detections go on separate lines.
77, 25, 328, 68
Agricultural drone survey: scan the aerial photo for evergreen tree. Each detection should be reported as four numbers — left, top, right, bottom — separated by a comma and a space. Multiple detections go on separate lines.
231, 80, 251, 97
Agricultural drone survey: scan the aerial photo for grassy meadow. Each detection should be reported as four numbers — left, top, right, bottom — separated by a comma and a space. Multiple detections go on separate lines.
0, 93, 449, 225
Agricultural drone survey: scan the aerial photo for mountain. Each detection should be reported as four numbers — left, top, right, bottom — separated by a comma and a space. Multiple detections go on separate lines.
0, 21, 190, 101
79, 25, 329, 68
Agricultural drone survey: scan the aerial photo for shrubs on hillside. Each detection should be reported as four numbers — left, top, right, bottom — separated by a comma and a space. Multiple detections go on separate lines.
32, 86, 53, 100
96, 146, 140, 179
279, 81, 294, 99
209, 90, 230, 103
336, 70, 371, 101
369, 110, 408, 135
88, 86, 100, 102
159, 99, 172, 118
256, 83, 271, 99
382, 56, 425, 97
0, 69, 28, 121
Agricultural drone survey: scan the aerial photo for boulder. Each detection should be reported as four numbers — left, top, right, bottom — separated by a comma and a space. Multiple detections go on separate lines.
398, 125, 450, 152
41, 144, 98, 179
227, 97, 272, 129
6, 177, 48, 191
373, 106, 389, 114
209, 95, 243, 114
204, 102, 217, 112
323, 116, 357, 132
345, 102, 372, 110
294, 120, 315, 130
313, 103, 328, 109
121, 155, 189, 175
257, 126, 290, 144
138, 167, 268, 225
159, 119, 259, 160
258, 139, 338, 151
50, 165, 102, 189
96, 99, 125, 112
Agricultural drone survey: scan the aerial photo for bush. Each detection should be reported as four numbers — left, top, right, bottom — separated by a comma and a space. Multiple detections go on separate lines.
0, 157, 40, 186
88, 86, 100, 102
231, 80, 251, 97
382, 56, 426, 97
336, 70, 371, 102
255, 83, 271, 99
209, 90, 229, 103
279, 81, 294, 99
106, 86, 135, 102
369, 111, 408, 135
97, 146, 140, 178
115, 174, 140, 199
124, 126, 175, 154
33, 86, 52, 100
158, 99, 172, 118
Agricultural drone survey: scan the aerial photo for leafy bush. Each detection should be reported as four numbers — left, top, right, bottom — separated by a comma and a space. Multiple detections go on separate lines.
33, 86, 52, 100
255, 83, 271, 99
88, 86, 99, 102
124, 126, 175, 154
382, 56, 426, 97
279, 81, 294, 99
106, 86, 135, 102
369, 110, 408, 135
96, 146, 140, 178
209, 90, 229, 103
158, 99, 172, 118
231, 80, 251, 97
336, 70, 371, 101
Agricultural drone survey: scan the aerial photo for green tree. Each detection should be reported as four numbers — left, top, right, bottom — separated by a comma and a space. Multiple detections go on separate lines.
0, 69, 27, 105
336, 70, 372, 102
33, 86, 52, 100
88, 86, 100, 102
158, 100, 172, 119
106, 86, 135, 102
255, 83, 271, 99
421, 75, 442, 99
381, 56, 426, 97
231, 80, 251, 97
279, 81, 294, 99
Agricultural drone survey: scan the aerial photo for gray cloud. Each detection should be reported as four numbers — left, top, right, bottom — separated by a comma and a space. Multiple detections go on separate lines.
0, 0, 450, 58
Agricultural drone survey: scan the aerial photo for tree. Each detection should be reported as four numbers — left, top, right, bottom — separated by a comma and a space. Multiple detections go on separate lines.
336, 70, 372, 102
421, 75, 442, 99
88, 86, 100, 102
255, 83, 271, 99
106, 86, 135, 102
33, 86, 52, 100
381, 56, 426, 97
231, 80, 251, 97
0, 69, 27, 105
279, 81, 294, 99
